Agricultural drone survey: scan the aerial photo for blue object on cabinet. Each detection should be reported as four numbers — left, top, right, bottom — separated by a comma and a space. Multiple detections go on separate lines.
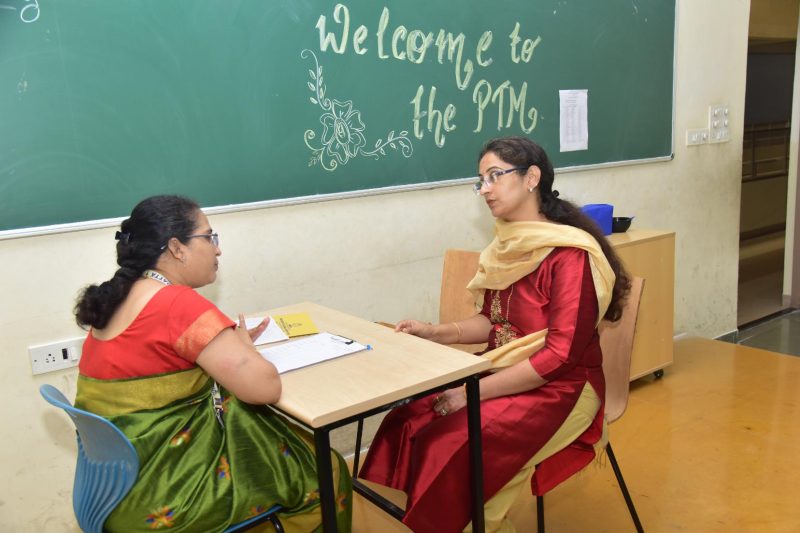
582, 204, 614, 235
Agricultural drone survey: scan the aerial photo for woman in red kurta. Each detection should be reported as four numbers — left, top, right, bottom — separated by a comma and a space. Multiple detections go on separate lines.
359, 137, 630, 532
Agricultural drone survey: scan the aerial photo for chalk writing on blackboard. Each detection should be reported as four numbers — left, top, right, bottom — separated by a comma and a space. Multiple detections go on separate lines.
302, 49, 413, 171
20, 0, 38, 22
313, 4, 542, 149
0, 0, 39, 23
17, 73, 28, 94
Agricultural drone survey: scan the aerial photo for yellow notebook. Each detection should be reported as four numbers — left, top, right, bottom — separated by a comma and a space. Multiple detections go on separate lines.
273, 312, 319, 337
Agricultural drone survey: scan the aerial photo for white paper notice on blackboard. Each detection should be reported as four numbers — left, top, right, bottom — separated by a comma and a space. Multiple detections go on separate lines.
559, 89, 589, 152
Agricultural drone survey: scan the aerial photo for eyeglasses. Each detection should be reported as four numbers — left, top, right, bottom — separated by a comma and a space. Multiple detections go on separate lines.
472, 167, 527, 194
186, 233, 220, 248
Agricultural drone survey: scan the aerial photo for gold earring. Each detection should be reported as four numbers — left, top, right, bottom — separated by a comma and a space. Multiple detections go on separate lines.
528, 186, 535, 192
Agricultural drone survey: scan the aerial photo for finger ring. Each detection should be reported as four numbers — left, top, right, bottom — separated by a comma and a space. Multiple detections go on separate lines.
440, 408, 448, 416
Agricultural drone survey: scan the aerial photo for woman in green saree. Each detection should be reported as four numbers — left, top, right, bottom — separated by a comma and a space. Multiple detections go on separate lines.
73, 195, 351, 532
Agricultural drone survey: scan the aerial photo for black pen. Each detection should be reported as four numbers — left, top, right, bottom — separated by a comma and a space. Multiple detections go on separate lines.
330, 334, 355, 345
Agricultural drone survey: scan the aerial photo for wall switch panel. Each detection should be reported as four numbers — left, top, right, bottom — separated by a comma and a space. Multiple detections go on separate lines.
686, 128, 709, 146
29, 337, 84, 375
708, 104, 730, 143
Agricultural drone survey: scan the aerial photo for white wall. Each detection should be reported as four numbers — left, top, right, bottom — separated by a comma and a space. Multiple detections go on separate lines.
0, 1, 750, 530
786, 10, 800, 302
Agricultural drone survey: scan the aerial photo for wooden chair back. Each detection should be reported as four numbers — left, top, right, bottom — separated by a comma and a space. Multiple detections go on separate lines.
439, 249, 481, 323
598, 276, 645, 424
438, 249, 486, 352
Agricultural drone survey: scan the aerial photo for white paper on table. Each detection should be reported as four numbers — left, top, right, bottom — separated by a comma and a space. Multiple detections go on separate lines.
258, 332, 369, 374
559, 89, 589, 152
246, 316, 289, 345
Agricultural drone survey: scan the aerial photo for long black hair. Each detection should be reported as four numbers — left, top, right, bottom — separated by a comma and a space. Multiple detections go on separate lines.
74, 195, 200, 329
480, 136, 631, 321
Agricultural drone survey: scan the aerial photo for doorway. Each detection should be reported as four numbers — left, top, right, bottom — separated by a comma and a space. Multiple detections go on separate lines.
738, 26, 797, 326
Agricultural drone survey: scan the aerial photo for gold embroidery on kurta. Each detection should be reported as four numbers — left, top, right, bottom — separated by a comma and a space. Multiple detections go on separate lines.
490, 290, 503, 323
491, 286, 518, 347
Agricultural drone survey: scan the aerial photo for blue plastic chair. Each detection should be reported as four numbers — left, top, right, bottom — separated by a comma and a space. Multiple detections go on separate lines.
40, 384, 139, 533
40, 384, 284, 532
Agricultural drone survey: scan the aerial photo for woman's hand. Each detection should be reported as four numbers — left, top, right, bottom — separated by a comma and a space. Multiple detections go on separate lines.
395, 319, 435, 339
432, 387, 467, 417
397, 314, 493, 345
238, 314, 269, 345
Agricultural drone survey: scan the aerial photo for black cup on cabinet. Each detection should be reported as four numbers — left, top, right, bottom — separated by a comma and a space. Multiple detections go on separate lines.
612, 216, 634, 233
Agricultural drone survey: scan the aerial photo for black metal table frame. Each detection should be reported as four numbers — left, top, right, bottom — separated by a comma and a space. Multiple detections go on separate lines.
273, 374, 485, 533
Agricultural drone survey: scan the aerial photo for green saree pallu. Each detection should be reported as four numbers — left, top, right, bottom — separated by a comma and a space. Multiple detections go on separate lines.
76, 368, 352, 532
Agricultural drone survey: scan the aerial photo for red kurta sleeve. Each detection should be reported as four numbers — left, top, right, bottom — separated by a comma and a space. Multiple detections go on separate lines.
529, 248, 599, 381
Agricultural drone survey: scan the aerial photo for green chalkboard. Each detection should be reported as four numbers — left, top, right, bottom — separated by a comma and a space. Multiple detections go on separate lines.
0, 0, 675, 232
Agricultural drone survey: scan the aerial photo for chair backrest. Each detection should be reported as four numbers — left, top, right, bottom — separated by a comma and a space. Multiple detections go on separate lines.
598, 277, 645, 424
439, 249, 481, 324
439, 249, 485, 352
40, 384, 139, 533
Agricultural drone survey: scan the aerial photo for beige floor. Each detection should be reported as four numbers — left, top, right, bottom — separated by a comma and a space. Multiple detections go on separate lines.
352, 337, 800, 532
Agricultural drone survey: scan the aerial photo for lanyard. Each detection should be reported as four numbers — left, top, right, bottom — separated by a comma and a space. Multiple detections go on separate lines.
211, 382, 225, 429
141, 269, 172, 285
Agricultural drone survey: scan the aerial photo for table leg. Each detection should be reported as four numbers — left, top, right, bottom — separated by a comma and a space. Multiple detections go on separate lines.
313, 427, 338, 532
466, 375, 485, 533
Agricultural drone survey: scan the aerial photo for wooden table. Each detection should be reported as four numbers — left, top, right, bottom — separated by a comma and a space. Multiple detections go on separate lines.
260, 302, 492, 532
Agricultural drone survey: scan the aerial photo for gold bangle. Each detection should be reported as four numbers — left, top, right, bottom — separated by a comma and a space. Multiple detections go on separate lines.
452, 321, 462, 343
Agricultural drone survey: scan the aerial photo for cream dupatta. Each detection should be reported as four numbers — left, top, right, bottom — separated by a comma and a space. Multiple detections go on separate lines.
466, 219, 616, 369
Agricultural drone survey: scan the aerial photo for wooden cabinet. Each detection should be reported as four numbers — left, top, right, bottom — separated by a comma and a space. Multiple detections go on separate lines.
607, 229, 675, 380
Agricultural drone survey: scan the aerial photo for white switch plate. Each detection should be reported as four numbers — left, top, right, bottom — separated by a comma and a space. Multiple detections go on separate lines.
708, 104, 730, 143
29, 337, 84, 375
686, 128, 709, 146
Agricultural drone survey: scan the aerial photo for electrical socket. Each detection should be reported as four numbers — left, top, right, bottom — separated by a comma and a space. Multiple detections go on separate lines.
29, 337, 84, 375
686, 128, 708, 146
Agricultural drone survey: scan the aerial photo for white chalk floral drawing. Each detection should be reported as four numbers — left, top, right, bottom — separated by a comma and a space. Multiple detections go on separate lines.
302, 49, 413, 171
0, 0, 40, 23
